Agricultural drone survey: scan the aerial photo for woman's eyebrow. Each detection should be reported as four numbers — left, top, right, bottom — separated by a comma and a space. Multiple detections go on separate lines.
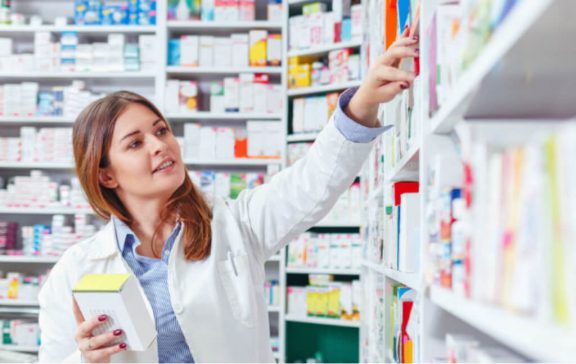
119, 119, 163, 142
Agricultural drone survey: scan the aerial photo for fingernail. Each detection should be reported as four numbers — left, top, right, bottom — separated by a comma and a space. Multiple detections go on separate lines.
413, 35, 419, 41
415, 48, 420, 53
98, 315, 107, 321
119, 342, 127, 349
113, 329, 123, 336
400, 84, 409, 90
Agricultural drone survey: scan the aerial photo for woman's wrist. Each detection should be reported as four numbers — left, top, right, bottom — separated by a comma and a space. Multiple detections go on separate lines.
345, 88, 380, 128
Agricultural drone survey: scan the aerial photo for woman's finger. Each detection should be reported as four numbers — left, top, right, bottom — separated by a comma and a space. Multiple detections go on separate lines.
76, 314, 109, 341
389, 34, 418, 48
88, 329, 124, 350
375, 81, 410, 102
84, 343, 127, 363
379, 46, 419, 67
374, 66, 416, 84
72, 298, 85, 325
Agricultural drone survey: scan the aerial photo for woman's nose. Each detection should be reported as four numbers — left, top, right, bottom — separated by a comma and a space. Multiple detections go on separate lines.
150, 135, 168, 155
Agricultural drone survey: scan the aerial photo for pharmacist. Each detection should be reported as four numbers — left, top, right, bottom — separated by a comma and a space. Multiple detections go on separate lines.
38, 33, 418, 363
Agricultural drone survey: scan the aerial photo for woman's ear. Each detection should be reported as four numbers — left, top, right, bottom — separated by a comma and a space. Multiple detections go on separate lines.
99, 168, 119, 189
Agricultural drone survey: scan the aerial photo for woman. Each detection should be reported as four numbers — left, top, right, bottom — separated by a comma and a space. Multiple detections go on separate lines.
38, 34, 417, 363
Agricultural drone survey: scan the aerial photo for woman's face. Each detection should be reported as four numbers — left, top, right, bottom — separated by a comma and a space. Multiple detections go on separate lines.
99, 103, 185, 203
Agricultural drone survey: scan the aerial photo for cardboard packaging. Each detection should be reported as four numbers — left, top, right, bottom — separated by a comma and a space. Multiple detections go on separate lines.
73, 274, 156, 351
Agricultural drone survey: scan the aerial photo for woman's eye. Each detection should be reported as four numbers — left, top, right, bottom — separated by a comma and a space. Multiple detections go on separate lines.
156, 127, 169, 136
128, 140, 141, 149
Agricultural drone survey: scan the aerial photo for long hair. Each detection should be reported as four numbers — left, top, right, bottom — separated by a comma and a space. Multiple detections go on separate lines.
72, 91, 212, 260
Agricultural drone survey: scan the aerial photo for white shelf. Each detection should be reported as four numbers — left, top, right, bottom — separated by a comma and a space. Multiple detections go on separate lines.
386, 143, 420, 182
286, 267, 360, 275
267, 255, 281, 262
184, 158, 281, 167
288, 40, 362, 58
0, 116, 75, 124
0, 255, 60, 264
0, 299, 39, 306
288, 0, 329, 5
430, 0, 576, 133
0, 344, 39, 353
166, 66, 282, 75
360, 260, 420, 290
0, 71, 156, 80
0, 25, 157, 33
273, 352, 281, 360
430, 286, 576, 362
313, 219, 361, 228
167, 20, 282, 31
166, 112, 282, 120
286, 133, 318, 143
287, 81, 361, 97
285, 315, 360, 328
268, 306, 281, 312
0, 162, 73, 169
0, 207, 93, 215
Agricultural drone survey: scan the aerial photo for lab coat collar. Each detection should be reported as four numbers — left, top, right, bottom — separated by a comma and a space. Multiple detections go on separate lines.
87, 220, 120, 260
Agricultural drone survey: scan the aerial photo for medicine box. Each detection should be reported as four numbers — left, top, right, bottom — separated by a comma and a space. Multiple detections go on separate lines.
73, 274, 156, 351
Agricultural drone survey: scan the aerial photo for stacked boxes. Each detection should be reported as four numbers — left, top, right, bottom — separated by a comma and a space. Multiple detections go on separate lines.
169, 33, 282, 68
288, 49, 361, 89
0, 222, 18, 253
189, 171, 265, 200
287, 233, 363, 270
168, 0, 258, 22
291, 92, 339, 134
75, 0, 157, 26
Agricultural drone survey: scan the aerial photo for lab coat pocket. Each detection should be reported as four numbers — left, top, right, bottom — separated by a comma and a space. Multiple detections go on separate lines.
217, 254, 256, 328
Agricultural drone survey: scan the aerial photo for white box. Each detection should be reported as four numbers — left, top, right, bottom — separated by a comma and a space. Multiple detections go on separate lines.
184, 123, 201, 159
231, 33, 249, 67
213, 37, 232, 68
164, 80, 180, 113
267, 34, 282, 66
199, 127, 217, 159
266, 84, 282, 114
180, 35, 199, 67
292, 98, 305, 134
398, 193, 421, 273
239, 73, 255, 113
224, 77, 240, 112
215, 127, 235, 160
322, 12, 335, 44
199, 36, 214, 67
73, 274, 156, 351
247, 121, 283, 158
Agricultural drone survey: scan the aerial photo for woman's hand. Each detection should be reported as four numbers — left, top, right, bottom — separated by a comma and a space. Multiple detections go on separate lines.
346, 28, 419, 127
73, 298, 127, 363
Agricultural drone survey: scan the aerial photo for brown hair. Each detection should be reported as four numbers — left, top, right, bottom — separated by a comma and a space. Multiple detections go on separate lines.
72, 90, 212, 261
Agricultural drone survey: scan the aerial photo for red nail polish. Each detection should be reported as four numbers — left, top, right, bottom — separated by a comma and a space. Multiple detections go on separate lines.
400, 84, 408, 90
113, 329, 123, 336
119, 343, 127, 349
98, 315, 107, 321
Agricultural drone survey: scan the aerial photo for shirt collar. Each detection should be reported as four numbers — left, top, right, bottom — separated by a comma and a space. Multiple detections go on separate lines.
112, 216, 182, 256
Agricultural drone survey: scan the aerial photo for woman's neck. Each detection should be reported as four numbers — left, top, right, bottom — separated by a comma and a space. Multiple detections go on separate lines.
123, 197, 177, 258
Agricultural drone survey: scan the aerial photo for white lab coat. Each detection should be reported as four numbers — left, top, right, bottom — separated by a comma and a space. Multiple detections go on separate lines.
38, 119, 375, 362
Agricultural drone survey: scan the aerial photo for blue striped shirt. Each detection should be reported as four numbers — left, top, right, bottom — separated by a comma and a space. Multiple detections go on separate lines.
113, 217, 194, 363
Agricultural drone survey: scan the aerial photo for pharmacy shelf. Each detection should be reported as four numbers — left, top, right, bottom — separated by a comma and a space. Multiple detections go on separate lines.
166, 112, 282, 121
367, 185, 383, 202
0, 256, 60, 264
286, 267, 361, 275
286, 133, 318, 143
0, 345, 39, 353
285, 315, 360, 328
184, 158, 281, 167
0, 71, 156, 80
0, 207, 93, 215
386, 143, 420, 182
0, 117, 75, 125
361, 260, 420, 290
0, 299, 39, 307
288, 40, 362, 58
287, 80, 361, 97
0, 25, 157, 33
167, 20, 282, 31
313, 219, 361, 228
0, 162, 73, 169
288, 0, 330, 6
166, 66, 283, 75
0, 306, 39, 315
430, 0, 576, 134
430, 286, 576, 362
268, 306, 281, 313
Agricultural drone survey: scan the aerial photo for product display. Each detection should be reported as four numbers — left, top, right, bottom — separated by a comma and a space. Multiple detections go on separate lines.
0, 320, 41, 348
0, 32, 155, 73
0, 271, 48, 301
287, 233, 362, 270
264, 279, 280, 307
287, 49, 361, 89
0, 81, 105, 118
287, 274, 360, 321
291, 92, 339, 134
188, 170, 265, 201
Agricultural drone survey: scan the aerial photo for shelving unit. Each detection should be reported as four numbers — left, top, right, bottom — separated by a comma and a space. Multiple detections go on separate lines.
287, 40, 362, 58
285, 267, 361, 275
287, 80, 361, 97
360, 0, 576, 363
285, 315, 360, 328
0, 0, 288, 360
